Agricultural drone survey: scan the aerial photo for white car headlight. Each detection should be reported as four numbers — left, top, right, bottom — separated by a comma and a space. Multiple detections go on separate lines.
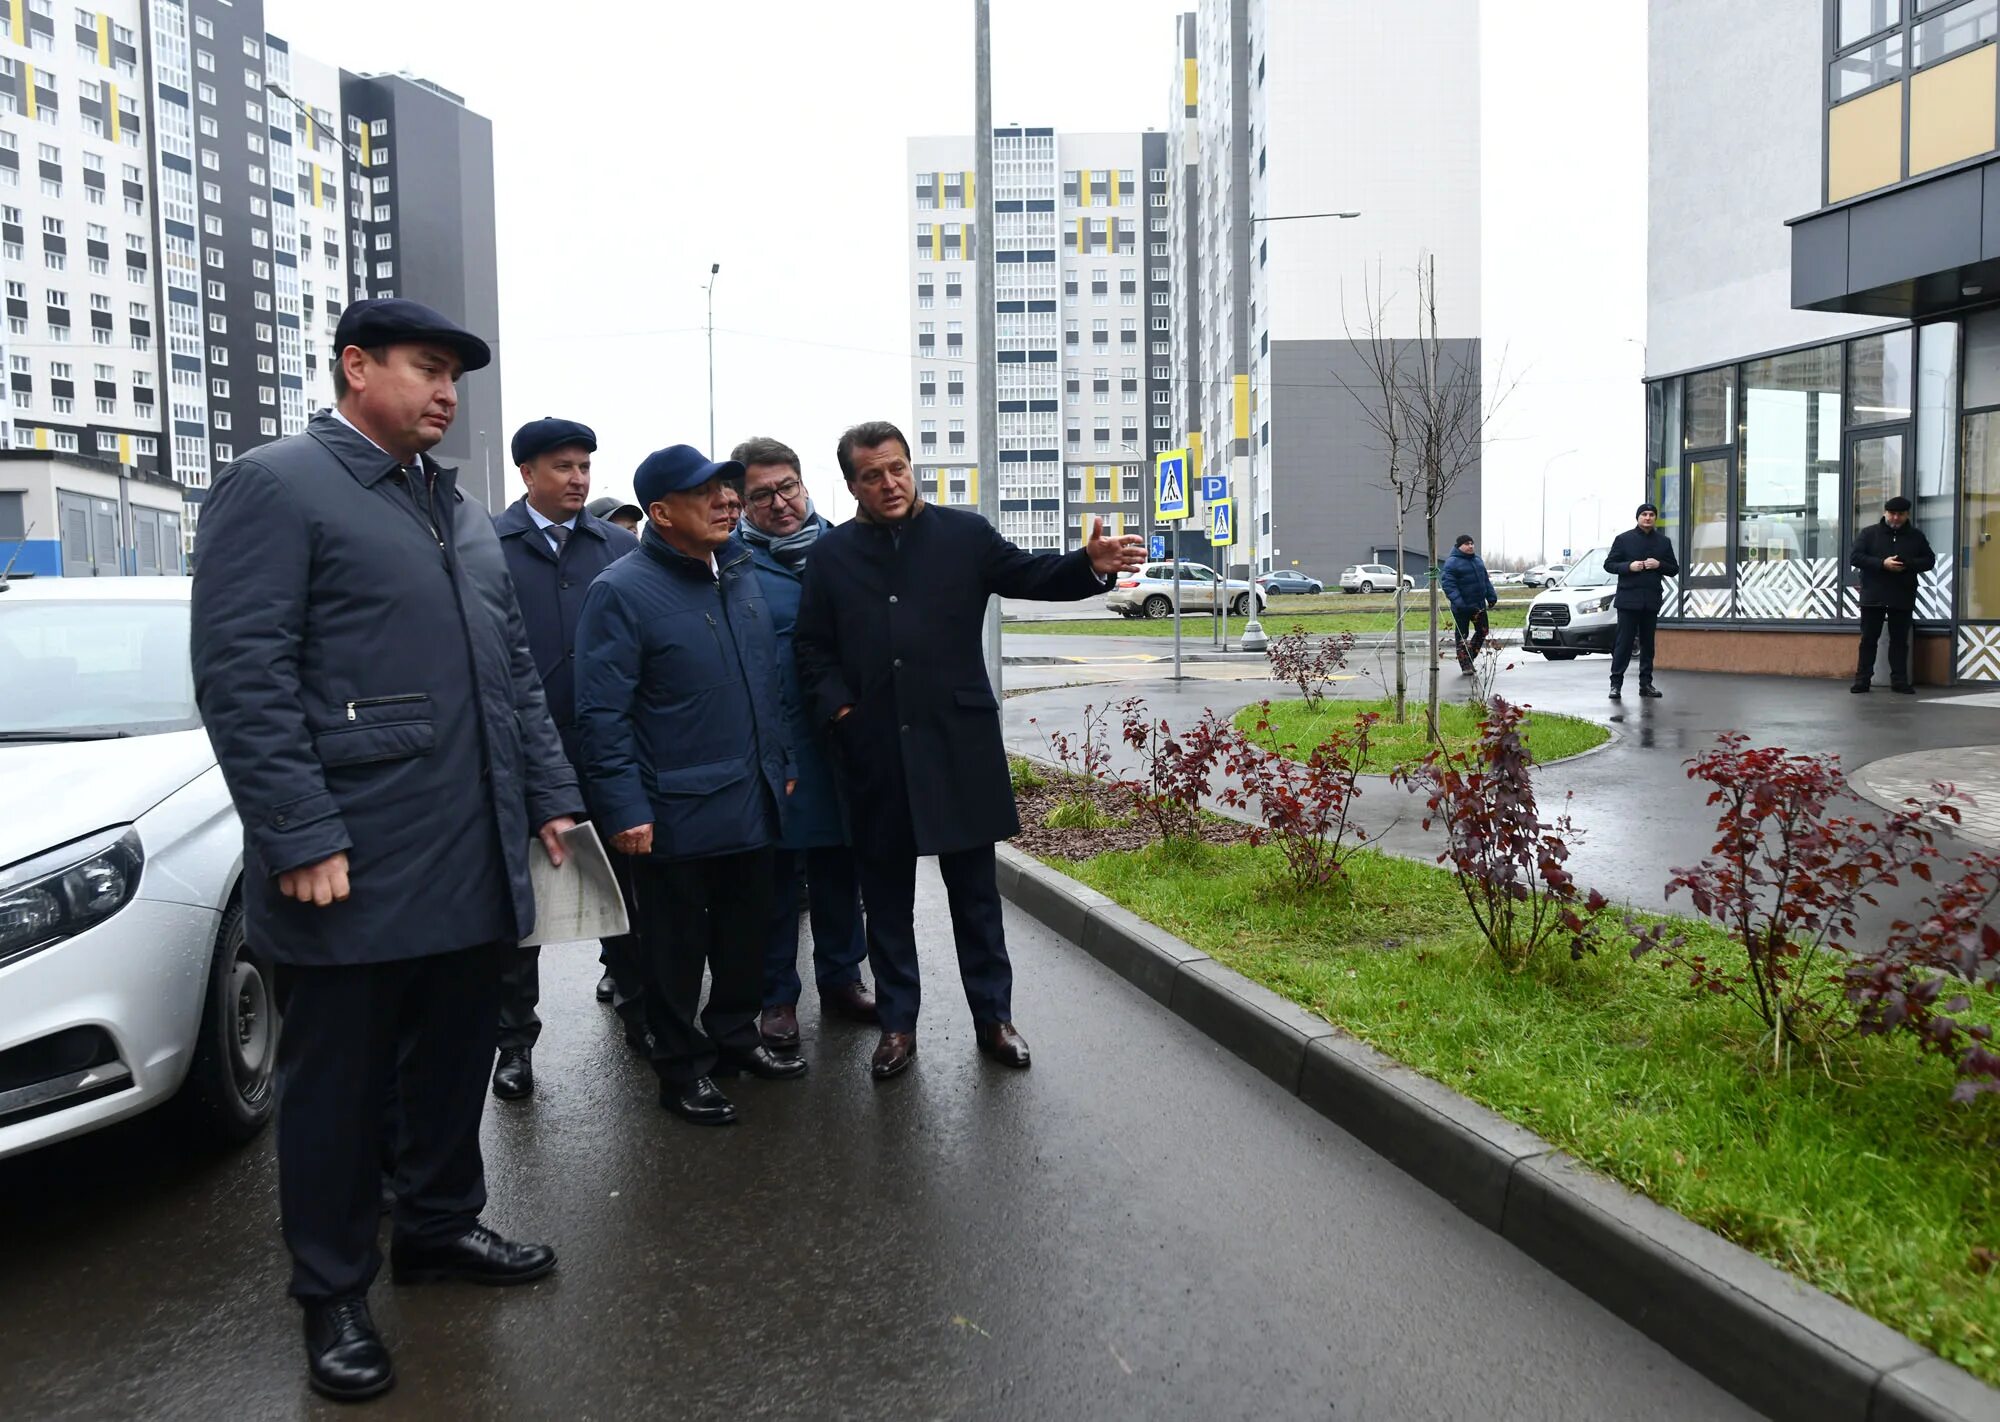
0, 827, 144, 969
1579, 593, 1616, 614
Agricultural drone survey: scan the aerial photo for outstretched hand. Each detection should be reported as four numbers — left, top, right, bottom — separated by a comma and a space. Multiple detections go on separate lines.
1085, 516, 1146, 577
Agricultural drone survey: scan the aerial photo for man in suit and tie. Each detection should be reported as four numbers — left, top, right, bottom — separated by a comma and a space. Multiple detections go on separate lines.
490, 420, 641, 1098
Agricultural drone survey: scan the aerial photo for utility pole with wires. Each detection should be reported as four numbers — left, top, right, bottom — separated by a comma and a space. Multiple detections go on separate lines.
705, 263, 722, 455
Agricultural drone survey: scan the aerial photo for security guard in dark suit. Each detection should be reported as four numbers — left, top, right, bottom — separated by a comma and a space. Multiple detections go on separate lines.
192, 300, 582, 1403
489, 419, 640, 1100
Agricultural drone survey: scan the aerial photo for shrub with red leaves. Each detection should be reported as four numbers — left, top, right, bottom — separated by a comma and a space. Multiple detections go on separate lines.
1220, 700, 1377, 894
1394, 697, 1608, 972
1028, 700, 1118, 817
1117, 700, 1235, 844
1266, 625, 1358, 711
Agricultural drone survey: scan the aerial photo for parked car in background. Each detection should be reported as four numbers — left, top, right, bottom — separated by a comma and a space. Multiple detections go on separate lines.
1257, 569, 1324, 596
0, 576, 275, 1162
1521, 563, 1570, 588
1338, 563, 1417, 594
1523, 547, 1616, 660
1107, 562, 1270, 618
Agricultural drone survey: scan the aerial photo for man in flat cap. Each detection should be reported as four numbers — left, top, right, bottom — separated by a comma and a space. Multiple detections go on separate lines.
1604, 500, 1680, 701
489, 419, 642, 1098
575, 445, 804, 1126
192, 298, 581, 1402
1849, 494, 1937, 694
587, 494, 644, 534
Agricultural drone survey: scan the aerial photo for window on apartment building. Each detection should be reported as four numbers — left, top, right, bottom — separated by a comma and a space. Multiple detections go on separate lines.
1150, 217, 1167, 233
197, 49, 215, 72
207, 280, 225, 300
374, 261, 393, 279
212, 378, 229, 397
213, 410, 231, 430
243, 69, 262, 92
198, 82, 217, 105
199, 115, 218, 138
208, 344, 227, 365
370, 119, 387, 138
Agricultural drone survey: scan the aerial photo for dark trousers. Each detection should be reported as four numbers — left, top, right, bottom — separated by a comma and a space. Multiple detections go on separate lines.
629, 848, 770, 1086
763, 845, 869, 1008
1452, 607, 1490, 668
1856, 605, 1914, 687
599, 847, 649, 1036
495, 946, 540, 1051
855, 842, 1011, 1034
1610, 608, 1659, 687
274, 944, 500, 1303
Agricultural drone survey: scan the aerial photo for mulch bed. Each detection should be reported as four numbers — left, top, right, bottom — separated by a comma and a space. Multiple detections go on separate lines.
1009, 774, 1254, 861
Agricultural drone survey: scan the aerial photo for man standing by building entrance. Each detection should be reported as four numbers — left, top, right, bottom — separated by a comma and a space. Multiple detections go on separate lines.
1605, 501, 1679, 700
730, 436, 877, 1052
191, 299, 582, 1402
1850, 495, 1936, 694
794, 420, 1144, 1080
490, 418, 641, 1099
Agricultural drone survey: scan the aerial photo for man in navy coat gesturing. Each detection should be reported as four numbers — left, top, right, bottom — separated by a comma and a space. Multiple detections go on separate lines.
794, 420, 1145, 1079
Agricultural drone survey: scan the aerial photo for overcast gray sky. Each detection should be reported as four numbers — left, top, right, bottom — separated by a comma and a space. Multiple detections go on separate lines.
268, 0, 1644, 559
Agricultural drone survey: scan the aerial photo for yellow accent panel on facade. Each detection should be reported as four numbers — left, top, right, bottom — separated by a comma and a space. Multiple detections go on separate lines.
1184, 57, 1197, 107
1110, 170, 1120, 206
96, 14, 109, 65
107, 82, 119, 142
931, 224, 942, 260
33, 427, 49, 450
1188, 430, 1203, 476
23, 65, 35, 120
1827, 81, 1905, 203
1232, 375, 1250, 441
312, 163, 323, 207
1081, 169, 1091, 207
307, 113, 317, 152
11, 1, 24, 44
1076, 217, 1086, 253
1910, 45, 1998, 177
360, 129, 372, 166
963, 169, 974, 205
967, 467, 978, 505
1080, 512, 1092, 546
1113, 512, 1125, 537
117, 433, 131, 465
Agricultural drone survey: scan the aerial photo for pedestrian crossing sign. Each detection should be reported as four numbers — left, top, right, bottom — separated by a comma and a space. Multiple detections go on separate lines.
1155, 448, 1190, 521
1209, 498, 1235, 547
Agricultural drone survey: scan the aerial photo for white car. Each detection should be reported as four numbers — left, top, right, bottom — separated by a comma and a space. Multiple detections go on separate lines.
1521, 563, 1571, 588
1523, 546, 1617, 660
1105, 562, 1269, 618
0, 576, 274, 1161
1338, 563, 1417, 594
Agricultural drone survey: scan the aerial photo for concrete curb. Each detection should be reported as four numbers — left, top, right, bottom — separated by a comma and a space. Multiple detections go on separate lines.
995, 843, 2000, 1422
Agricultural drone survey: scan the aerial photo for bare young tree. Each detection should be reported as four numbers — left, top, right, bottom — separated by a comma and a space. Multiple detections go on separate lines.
1338, 265, 1420, 724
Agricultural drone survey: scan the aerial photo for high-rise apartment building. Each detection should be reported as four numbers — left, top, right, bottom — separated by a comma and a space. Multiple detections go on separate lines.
0, 0, 498, 573
907, 126, 1173, 554
1165, 0, 1481, 578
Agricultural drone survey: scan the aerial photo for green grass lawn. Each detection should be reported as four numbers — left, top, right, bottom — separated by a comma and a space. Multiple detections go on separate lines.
1008, 606, 1530, 637
1236, 696, 1609, 772
1049, 841, 2000, 1384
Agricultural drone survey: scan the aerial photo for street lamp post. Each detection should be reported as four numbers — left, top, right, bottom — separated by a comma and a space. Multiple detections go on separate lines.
1241, 209, 1361, 652
704, 263, 721, 454
1540, 446, 1577, 566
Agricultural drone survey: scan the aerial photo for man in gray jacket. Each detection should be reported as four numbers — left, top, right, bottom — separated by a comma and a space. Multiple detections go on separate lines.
192, 299, 582, 1403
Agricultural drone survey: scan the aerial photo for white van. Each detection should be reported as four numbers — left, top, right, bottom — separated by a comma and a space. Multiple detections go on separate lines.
1522, 545, 1619, 660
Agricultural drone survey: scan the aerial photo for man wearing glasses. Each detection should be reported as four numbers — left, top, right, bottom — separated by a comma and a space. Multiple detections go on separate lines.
731, 438, 878, 1058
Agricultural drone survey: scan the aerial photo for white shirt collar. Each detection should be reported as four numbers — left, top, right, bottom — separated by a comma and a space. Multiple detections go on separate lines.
331, 405, 401, 463
524, 501, 577, 532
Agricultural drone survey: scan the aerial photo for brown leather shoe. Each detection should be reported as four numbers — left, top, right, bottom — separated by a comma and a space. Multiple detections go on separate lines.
870, 1031, 916, 1080
819, 980, 880, 1025
976, 1022, 1031, 1069
760, 1004, 800, 1053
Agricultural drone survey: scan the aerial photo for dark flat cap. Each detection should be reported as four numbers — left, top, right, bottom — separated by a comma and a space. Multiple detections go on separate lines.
1884, 495, 1913, 513
587, 495, 642, 521
633, 445, 743, 509
333, 297, 491, 372
511, 417, 597, 466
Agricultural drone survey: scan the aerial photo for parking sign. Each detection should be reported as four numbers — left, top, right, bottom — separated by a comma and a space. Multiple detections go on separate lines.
1200, 473, 1228, 505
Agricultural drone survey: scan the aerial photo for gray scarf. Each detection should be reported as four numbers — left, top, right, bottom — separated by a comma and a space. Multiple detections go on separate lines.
738, 502, 826, 567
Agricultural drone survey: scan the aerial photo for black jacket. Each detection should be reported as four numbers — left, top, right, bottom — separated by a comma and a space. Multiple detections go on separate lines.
1849, 519, 1936, 611
574, 529, 795, 862
1605, 526, 1681, 612
191, 411, 583, 967
794, 504, 1110, 856
492, 498, 637, 765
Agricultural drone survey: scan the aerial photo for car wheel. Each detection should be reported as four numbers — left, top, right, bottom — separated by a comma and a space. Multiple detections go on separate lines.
1230, 593, 1251, 616
1309, 582, 1322, 595
178, 899, 278, 1146
1541, 650, 1580, 661
1143, 594, 1172, 619
1359, 580, 1375, 594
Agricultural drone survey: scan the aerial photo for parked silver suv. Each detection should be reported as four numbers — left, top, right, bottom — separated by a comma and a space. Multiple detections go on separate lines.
1105, 562, 1269, 619
1338, 563, 1416, 593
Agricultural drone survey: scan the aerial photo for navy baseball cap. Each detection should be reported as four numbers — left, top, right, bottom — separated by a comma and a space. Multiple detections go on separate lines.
511, 417, 597, 466
633, 445, 743, 509
333, 297, 491, 372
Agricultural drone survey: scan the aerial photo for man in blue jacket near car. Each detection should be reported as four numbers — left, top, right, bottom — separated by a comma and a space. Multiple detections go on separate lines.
488, 417, 641, 1101
574, 444, 802, 1126
731, 436, 877, 1054
1440, 533, 1498, 676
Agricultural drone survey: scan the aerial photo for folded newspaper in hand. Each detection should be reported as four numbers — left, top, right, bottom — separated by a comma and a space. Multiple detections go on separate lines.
520, 822, 629, 947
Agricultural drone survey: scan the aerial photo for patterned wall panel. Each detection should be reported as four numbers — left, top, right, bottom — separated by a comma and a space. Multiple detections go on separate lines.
1959, 625, 2000, 683
1682, 563, 1730, 619
1659, 574, 1680, 618
1917, 554, 1954, 621
1736, 557, 1839, 620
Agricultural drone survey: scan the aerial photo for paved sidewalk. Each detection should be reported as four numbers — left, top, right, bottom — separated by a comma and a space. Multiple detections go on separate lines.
1854, 741, 2000, 848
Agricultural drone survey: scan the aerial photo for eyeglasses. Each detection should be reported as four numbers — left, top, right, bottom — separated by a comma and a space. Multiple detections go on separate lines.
745, 477, 804, 508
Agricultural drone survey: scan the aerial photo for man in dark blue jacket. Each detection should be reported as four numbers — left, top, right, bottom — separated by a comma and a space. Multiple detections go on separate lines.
1439, 534, 1498, 675
732, 437, 876, 1054
192, 300, 580, 1402
575, 445, 803, 1126
1604, 501, 1681, 700
795, 421, 1145, 1081
489, 418, 640, 1100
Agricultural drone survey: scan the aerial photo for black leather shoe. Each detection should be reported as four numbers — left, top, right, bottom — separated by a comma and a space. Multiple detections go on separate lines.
716, 1044, 808, 1081
1638, 685, 1663, 699
595, 972, 615, 1003
661, 1076, 737, 1125
1851, 682, 1871, 693
1891, 683, 1916, 695
1607, 685, 1622, 700
392, 1222, 556, 1286
759, 1004, 801, 1053
820, 980, 881, 1025
491, 1047, 533, 1101
871, 1031, 916, 1080
303, 1297, 394, 1402
976, 1022, 1032, 1068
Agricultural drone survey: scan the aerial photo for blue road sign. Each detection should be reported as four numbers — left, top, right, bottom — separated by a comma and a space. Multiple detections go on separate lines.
1149, 533, 1166, 559
1201, 473, 1228, 504
1208, 498, 1235, 547
1155, 448, 1190, 521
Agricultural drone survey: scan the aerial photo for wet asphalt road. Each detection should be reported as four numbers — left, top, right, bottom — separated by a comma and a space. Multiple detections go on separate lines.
0, 869, 1757, 1421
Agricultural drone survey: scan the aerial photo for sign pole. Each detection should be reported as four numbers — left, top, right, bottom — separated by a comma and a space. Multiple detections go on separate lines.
1155, 447, 1190, 682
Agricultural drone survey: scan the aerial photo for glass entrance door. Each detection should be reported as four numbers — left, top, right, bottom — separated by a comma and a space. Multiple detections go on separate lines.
1846, 431, 1907, 610
1967, 414, 2000, 620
